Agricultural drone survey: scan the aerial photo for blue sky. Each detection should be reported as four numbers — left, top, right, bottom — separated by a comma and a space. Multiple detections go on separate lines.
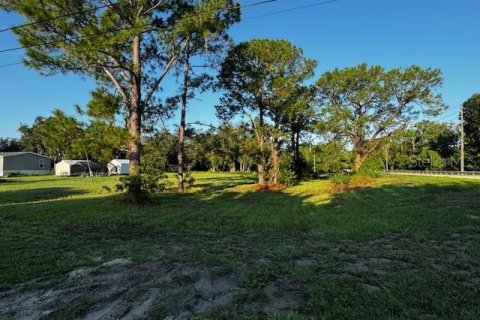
0, 0, 479, 137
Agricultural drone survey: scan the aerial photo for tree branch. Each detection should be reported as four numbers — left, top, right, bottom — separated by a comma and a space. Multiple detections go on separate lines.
143, 35, 191, 107
101, 65, 129, 106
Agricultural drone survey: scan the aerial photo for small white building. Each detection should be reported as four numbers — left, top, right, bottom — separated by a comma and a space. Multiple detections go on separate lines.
108, 159, 130, 175
55, 160, 107, 176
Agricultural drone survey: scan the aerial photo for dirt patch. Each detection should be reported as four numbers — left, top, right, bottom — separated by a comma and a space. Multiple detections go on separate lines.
2, 233, 478, 318
330, 177, 374, 193
0, 258, 241, 320
261, 278, 302, 312
361, 283, 382, 293
294, 258, 314, 267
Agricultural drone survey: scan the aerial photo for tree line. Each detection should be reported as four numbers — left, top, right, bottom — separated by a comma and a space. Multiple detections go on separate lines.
1, 1, 479, 202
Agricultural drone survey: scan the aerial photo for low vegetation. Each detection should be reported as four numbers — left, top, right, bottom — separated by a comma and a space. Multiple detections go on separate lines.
1, 173, 479, 319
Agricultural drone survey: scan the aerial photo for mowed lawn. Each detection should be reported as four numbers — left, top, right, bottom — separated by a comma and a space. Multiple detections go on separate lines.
0, 173, 479, 319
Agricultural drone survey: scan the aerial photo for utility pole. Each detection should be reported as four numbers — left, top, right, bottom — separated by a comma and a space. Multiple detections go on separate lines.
384, 144, 390, 172
310, 142, 316, 173
460, 105, 465, 172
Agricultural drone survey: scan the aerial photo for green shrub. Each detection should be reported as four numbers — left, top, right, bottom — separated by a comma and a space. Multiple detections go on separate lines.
358, 153, 384, 178
330, 172, 352, 186
279, 167, 298, 186
183, 167, 196, 189
279, 153, 299, 186
5, 172, 24, 177
418, 147, 443, 170
115, 172, 167, 204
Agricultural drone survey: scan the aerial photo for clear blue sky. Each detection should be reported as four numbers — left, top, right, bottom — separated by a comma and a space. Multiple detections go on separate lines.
0, 0, 479, 137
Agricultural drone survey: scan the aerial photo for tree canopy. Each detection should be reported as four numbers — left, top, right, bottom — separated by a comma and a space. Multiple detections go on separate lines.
316, 64, 446, 171
217, 38, 317, 184
462, 93, 480, 169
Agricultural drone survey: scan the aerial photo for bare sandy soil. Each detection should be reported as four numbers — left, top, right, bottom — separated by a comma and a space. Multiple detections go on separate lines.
1, 234, 479, 319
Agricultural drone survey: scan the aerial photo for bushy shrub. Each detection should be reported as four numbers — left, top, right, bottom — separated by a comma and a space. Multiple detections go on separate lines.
183, 168, 195, 189
330, 172, 352, 186
418, 147, 443, 170
5, 172, 24, 177
358, 153, 384, 178
116, 172, 167, 204
279, 167, 297, 186
279, 153, 298, 186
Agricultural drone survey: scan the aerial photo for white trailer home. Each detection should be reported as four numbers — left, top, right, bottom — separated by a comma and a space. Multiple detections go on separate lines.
55, 160, 107, 176
108, 159, 130, 175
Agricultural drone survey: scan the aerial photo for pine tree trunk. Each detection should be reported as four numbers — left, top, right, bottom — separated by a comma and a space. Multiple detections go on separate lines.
127, 34, 142, 201
290, 130, 296, 172
256, 109, 266, 186
269, 137, 280, 185
177, 57, 190, 193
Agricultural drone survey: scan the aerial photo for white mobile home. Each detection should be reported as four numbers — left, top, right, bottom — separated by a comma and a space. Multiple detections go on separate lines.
55, 160, 107, 176
108, 159, 130, 175
0, 152, 52, 177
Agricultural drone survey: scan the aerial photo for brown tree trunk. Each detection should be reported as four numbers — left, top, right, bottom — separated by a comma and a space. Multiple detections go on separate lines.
257, 142, 266, 185
128, 34, 142, 178
256, 109, 266, 186
229, 161, 236, 172
177, 56, 190, 193
290, 130, 296, 172
269, 136, 280, 185
354, 153, 365, 171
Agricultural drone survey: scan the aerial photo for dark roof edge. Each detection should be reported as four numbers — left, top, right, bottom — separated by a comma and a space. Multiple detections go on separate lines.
0, 152, 51, 159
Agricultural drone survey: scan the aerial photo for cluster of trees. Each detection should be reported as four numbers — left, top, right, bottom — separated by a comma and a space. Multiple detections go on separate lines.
463, 94, 480, 169
17, 88, 128, 163
2, 1, 479, 202
0, 138, 21, 152
387, 121, 459, 171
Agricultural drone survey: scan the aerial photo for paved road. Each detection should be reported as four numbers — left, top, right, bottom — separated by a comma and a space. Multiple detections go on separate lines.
386, 171, 480, 180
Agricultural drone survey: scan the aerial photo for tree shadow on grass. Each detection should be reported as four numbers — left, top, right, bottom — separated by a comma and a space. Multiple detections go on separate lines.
0, 187, 88, 205
144, 179, 480, 240
188, 175, 257, 192
2, 178, 480, 237
1, 178, 480, 312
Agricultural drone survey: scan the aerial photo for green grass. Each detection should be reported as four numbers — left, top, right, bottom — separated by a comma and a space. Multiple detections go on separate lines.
1, 172, 479, 318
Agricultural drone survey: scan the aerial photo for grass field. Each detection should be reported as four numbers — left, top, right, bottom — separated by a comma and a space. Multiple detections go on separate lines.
0, 173, 479, 319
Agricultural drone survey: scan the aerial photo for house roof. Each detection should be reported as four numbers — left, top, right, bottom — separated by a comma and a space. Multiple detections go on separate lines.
59, 159, 102, 165
57, 160, 106, 170
59, 160, 87, 165
0, 152, 51, 159
110, 159, 129, 164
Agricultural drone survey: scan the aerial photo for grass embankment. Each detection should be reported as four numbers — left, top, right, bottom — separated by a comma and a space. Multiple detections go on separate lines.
0, 173, 479, 319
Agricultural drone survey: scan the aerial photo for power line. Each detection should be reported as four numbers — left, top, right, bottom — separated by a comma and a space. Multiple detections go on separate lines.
434, 114, 458, 123
0, 3, 113, 34
0, 0, 342, 68
243, 0, 340, 20
0, 0, 279, 54
0, 61, 23, 68
434, 106, 461, 122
